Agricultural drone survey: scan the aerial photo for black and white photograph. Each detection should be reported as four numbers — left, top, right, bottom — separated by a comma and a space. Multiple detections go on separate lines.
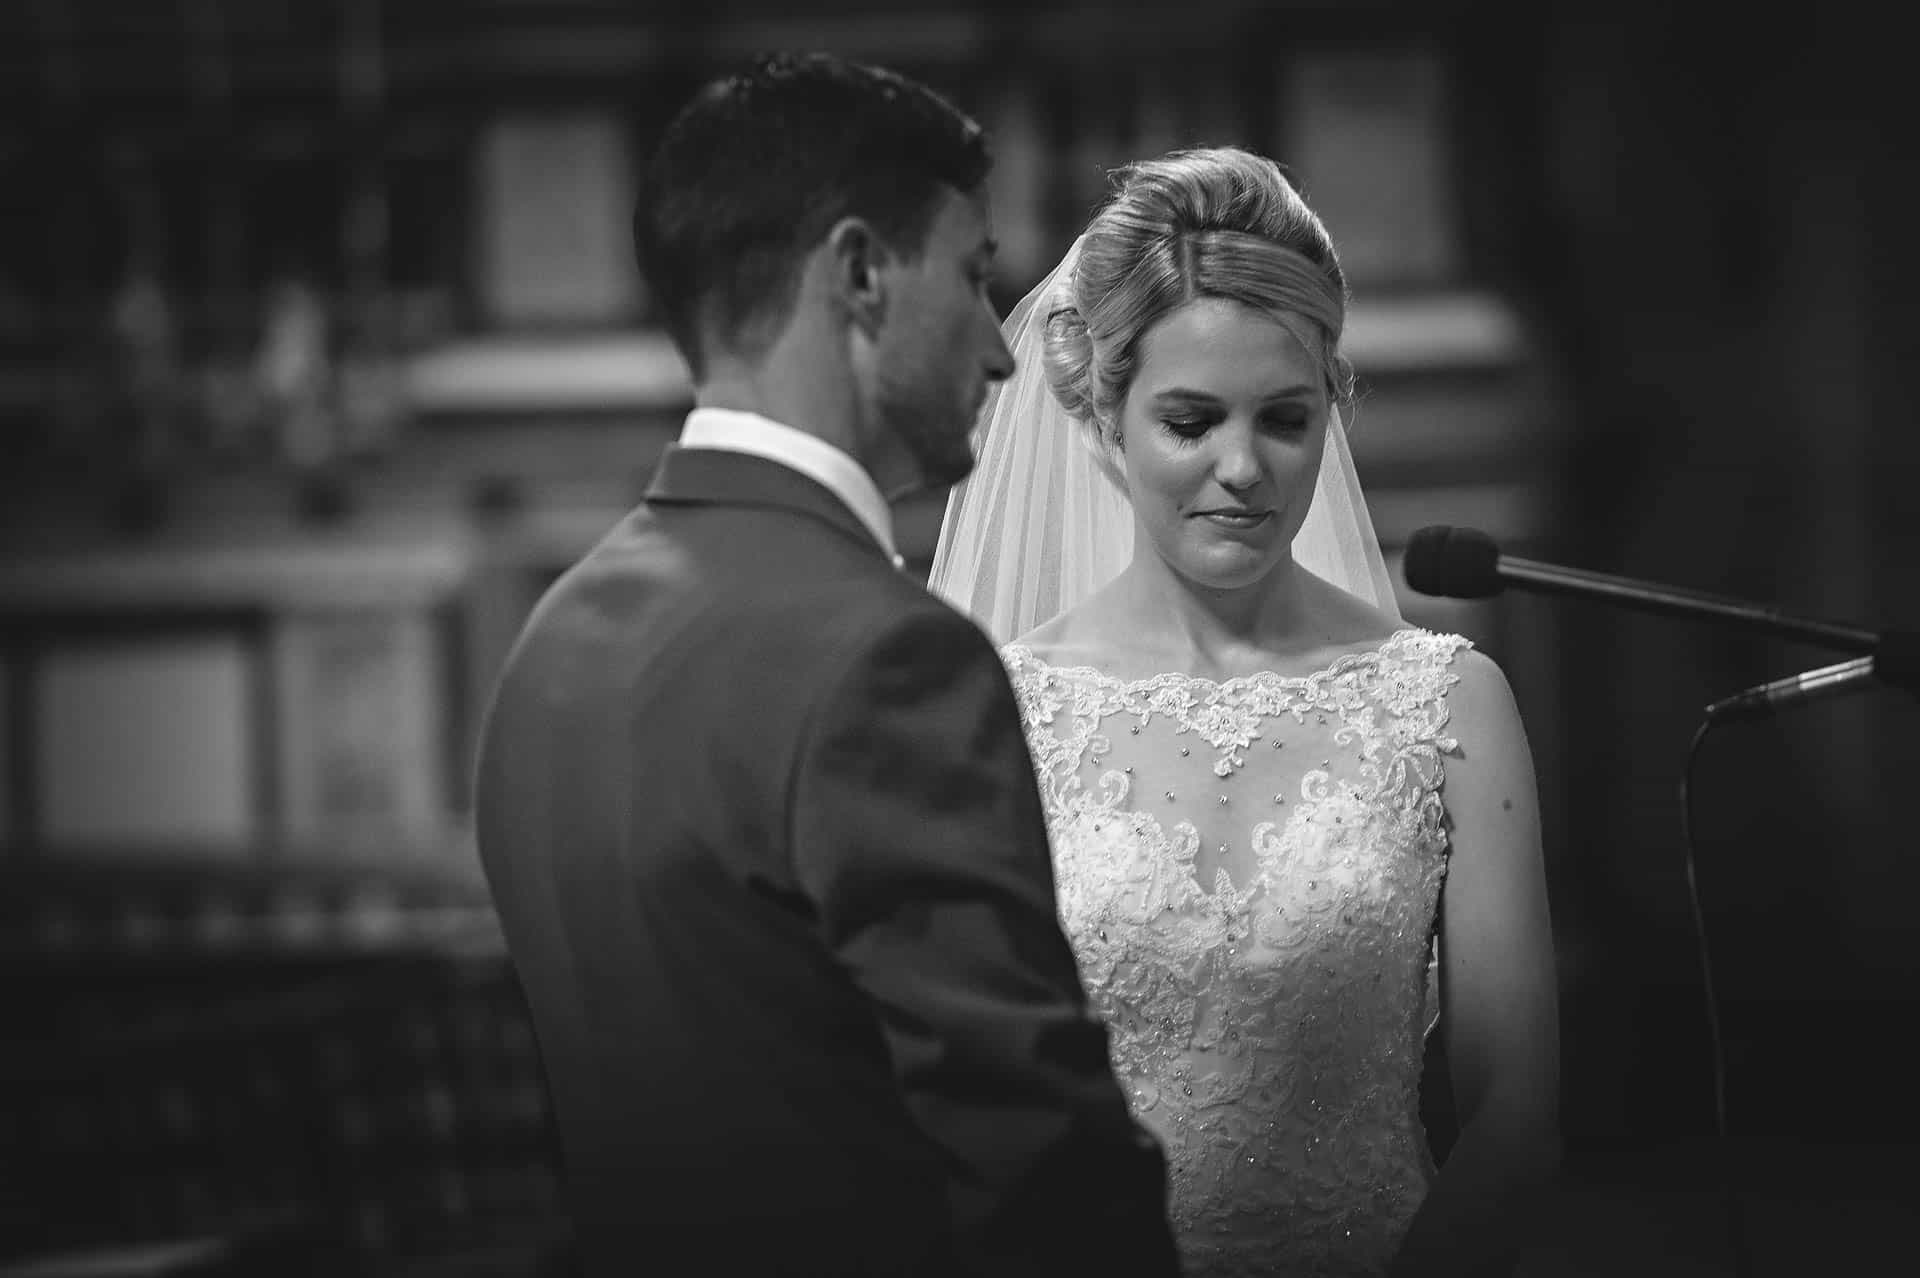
2, 3, 1916, 1276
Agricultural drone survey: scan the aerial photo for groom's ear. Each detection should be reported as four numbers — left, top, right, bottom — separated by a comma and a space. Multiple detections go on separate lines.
824, 217, 889, 334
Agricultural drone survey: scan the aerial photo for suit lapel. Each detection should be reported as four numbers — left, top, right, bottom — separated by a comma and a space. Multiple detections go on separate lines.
644, 444, 894, 565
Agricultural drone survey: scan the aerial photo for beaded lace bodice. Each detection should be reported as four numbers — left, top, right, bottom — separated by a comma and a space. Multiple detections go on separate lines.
1001, 627, 1470, 1277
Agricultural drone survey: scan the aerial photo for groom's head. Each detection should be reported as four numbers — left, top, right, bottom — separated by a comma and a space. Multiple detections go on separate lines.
635, 53, 1014, 492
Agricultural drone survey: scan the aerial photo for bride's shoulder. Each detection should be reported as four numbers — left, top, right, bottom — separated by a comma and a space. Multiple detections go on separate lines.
1004, 627, 1100, 675
1303, 569, 1404, 644
1005, 601, 1132, 673
1370, 622, 1517, 742
1297, 580, 1478, 682
1432, 641, 1514, 713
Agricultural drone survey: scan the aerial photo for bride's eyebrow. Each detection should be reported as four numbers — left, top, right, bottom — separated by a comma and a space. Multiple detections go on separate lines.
1149, 385, 1316, 403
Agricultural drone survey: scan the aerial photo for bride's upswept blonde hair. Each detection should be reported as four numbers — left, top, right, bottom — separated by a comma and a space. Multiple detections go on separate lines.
1041, 147, 1353, 449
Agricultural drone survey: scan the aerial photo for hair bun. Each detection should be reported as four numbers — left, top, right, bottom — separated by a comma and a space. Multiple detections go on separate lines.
1041, 298, 1099, 424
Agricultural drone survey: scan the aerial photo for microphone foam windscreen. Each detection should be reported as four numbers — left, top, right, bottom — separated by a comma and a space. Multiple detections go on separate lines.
1403, 526, 1502, 599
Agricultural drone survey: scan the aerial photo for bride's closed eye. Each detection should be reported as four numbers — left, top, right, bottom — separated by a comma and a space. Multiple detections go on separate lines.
1159, 416, 1212, 444
1261, 409, 1312, 433
1157, 411, 1311, 444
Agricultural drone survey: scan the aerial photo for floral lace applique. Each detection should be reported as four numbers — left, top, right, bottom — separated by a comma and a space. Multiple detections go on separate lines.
1003, 628, 1470, 1277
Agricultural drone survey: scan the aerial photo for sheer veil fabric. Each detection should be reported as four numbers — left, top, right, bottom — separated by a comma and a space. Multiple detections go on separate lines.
928, 235, 1402, 642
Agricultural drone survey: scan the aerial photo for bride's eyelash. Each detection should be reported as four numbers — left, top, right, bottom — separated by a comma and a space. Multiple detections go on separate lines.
1157, 412, 1311, 445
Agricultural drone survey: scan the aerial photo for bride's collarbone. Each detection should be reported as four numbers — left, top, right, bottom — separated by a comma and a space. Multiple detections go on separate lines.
1020, 627, 1411, 686
1018, 584, 1408, 683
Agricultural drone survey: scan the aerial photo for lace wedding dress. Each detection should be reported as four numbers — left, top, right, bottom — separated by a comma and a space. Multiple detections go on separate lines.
1001, 627, 1470, 1277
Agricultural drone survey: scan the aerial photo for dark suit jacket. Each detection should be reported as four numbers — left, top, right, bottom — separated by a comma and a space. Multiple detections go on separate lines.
476, 444, 1178, 1277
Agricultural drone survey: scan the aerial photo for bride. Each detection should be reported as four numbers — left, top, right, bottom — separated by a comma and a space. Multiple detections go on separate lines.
931, 147, 1560, 1276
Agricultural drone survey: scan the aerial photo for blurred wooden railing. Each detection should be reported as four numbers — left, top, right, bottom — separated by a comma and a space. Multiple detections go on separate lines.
1, 859, 573, 1276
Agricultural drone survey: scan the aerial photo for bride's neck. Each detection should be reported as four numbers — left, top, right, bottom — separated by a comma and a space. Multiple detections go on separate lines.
1112, 552, 1311, 672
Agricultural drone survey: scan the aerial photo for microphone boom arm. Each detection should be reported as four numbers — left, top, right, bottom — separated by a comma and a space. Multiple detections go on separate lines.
1498, 555, 1883, 653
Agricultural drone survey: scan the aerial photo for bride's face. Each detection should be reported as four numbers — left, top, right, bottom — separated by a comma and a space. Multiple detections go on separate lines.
1116, 297, 1330, 591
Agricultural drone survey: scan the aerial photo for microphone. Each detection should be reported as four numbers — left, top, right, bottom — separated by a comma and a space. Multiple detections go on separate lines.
1704, 656, 1878, 723
1403, 524, 1920, 712
1403, 525, 1883, 654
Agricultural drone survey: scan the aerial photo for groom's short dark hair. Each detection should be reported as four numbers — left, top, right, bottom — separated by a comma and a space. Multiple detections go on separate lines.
634, 52, 991, 380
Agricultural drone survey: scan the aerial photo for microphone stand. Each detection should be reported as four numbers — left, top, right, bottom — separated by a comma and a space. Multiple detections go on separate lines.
1406, 531, 1920, 1278
1522, 563, 1775, 1278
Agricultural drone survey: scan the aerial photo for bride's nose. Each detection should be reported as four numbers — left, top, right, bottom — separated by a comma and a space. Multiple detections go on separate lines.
1212, 428, 1264, 491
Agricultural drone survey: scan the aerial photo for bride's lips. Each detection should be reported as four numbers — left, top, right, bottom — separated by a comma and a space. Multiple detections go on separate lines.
1194, 508, 1273, 530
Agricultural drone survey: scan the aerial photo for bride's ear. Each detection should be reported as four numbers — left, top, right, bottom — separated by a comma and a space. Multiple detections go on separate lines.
1088, 414, 1130, 492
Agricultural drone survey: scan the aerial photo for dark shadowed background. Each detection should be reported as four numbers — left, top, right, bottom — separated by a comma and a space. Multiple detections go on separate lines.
2, 2, 1916, 1274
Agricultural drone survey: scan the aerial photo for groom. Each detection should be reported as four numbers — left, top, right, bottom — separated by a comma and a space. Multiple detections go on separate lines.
474, 53, 1178, 1278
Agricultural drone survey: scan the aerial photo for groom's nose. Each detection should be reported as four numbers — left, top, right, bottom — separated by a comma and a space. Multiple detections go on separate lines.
981, 319, 1015, 383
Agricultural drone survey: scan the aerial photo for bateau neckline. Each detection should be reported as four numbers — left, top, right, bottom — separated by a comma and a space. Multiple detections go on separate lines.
1002, 625, 1437, 693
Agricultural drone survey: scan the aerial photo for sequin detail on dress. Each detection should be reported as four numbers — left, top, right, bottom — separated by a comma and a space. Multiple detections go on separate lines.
1002, 628, 1470, 1277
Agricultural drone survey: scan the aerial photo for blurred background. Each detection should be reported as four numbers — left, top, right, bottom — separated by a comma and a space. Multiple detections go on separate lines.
2, 1, 1917, 1274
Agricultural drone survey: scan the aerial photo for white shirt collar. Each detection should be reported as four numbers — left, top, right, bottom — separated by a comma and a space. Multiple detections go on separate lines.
678, 407, 903, 569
